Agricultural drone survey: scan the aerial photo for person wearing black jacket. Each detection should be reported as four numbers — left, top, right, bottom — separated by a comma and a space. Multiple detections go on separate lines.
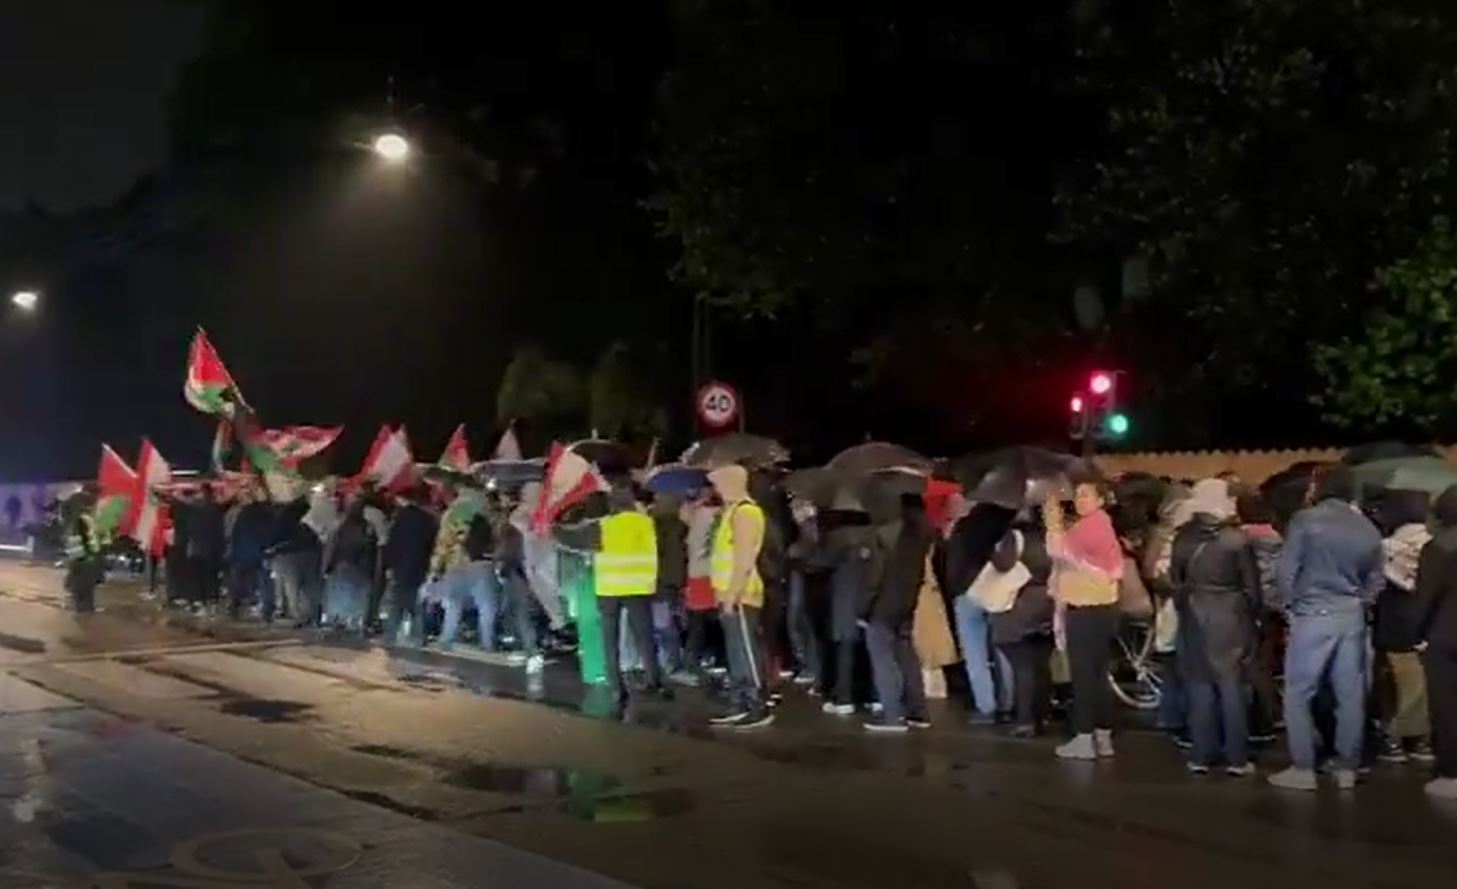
382, 487, 438, 646
1415, 485, 1457, 798
268, 497, 322, 626
651, 495, 689, 678
988, 521, 1055, 737
187, 486, 226, 606
860, 494, 933, 733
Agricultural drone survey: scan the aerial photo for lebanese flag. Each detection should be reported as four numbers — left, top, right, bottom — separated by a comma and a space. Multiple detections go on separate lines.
439, 424, 471, 471
254, 425, 343, 467
95, 445, 139, 540
493, 424, 523, 460
184, 328, 245, 417
130, 439, 172, 557
359, 425, 415, 492
532, 442, 606, 533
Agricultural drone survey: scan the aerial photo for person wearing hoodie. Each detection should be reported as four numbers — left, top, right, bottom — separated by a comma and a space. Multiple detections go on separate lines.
1046, 481, 1123, 760
1169, 479, 1259, 776
1371, 490, 1436, 765
859, 493, 934, 733
1269, 468, 1384, 792
1414, 484, 1457, 799
429, 486, 499, 650
225, 484, 276, 620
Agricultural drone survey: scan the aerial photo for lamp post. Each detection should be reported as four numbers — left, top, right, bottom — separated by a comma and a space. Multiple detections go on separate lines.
10, 290, 39, 312
371, 132, 411, 163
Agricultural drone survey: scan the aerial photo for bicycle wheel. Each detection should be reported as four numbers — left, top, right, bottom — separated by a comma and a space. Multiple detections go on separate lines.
1107, 619, 1162, 710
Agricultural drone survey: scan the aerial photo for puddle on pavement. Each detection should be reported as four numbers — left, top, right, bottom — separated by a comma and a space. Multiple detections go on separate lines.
562, 788, 697, 822
444, 763, 622, 797
0, 631, 46, 653
217, 699, 313, 723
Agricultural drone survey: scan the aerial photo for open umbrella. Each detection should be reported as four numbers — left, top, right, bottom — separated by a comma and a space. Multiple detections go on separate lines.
644, 463, 710, 496
784, 466, 926, 516
568, 439, 631, 469
956, 446, 1094, 510
680, 433, 789, 469
1350, 456, 1457, 496
421, 464, 484, 489
471, 458, 546, 490
827, 442, 932, 476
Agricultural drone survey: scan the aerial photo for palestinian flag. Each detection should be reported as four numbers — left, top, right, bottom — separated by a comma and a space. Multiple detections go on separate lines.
130, 439, 172, 557
493, 423, 523, 460
95, 445, 138, 542
184, 328, 245, 417
254, 425, 342, 467
358, 425, 415, 492
439, 424, 471, 471
532, 441, 605, 533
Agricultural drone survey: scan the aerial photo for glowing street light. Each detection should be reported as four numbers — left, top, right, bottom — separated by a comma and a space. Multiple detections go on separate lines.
10, 290, 38, 312
372, 132, 411, 163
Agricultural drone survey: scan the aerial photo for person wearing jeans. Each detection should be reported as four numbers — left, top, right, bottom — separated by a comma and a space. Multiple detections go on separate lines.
954, 596, 1013, 721
860, 494, 934, 733
437, 559, 499, 648
1269, 469, 1384, 792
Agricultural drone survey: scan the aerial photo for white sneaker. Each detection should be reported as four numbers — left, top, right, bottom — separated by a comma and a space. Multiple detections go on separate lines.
1226, 763, 1257, 778
1094, 729, 1115, 758
505, 652, 529, 666
1333, 768, 1359, 791
1423, 777, 1457, 799
1055, 734, 1097, 761
821, 702, 855, 716
1267, 767, 1319, 792
525, 655, 545, 675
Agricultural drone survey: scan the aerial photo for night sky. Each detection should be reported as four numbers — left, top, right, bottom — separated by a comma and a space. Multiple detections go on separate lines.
0, 0, 204, 210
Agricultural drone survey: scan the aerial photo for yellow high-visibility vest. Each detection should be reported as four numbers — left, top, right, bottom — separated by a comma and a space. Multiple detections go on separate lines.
711, 500, 765, 607
595, 511, 658, 597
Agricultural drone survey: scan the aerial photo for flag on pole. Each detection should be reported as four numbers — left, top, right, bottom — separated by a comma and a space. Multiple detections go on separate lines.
95, 445, 139, 542
184, 328, 245, 417
532, 442, 606, 533
493, 423, 522, 460
359, 425, 415, 492
131, 439, 172, 557
254, 425, 343, 467
210, 420, 233, 472
439, 424, 471, 471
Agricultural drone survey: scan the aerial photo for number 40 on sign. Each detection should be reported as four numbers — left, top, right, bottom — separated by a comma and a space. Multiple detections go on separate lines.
696, 381, 741, 430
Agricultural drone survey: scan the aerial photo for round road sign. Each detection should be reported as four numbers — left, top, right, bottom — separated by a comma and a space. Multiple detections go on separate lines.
696, 381, 740, 430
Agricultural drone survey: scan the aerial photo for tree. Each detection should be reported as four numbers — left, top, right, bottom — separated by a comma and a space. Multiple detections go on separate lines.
495, 347, 585, 426
1314, 218, 1457, 432
588, 340, 669, 441
1059, 0, 1457, 440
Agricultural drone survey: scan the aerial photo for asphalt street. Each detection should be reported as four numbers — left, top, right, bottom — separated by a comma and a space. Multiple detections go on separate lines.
1, 560, 1455, 889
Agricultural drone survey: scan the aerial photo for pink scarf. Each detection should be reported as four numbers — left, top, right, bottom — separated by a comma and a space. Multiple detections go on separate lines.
1063, 509, 1124, 577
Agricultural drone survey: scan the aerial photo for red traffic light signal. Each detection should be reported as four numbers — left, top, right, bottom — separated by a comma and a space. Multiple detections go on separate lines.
1070, 395, 1085, 413
1089, 371, 1114, 396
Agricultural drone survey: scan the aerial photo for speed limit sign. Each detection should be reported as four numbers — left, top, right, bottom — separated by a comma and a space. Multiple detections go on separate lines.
696, 381, 741, 430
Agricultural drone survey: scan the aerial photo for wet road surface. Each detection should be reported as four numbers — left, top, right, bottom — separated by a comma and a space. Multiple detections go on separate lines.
3, 560, 1456, 889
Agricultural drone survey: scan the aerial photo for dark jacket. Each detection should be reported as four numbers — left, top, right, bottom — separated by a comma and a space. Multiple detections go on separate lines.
653, 512, 688, 596
945, 505, 1015, 598
805, 522, 881, 641
385, 503, 438, 589
328, 512, 378, 575
1414, 525, 1457, 651
988, 526, 1054, 646
1170, 515, 1259, 681
862, 512, 932, 627
227, 502, 275, 568
269, 499, 321, 557
187, 499, 226, 561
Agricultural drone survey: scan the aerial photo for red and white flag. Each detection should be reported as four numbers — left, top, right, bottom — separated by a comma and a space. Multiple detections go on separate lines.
532, 442, 606, 533
359, 425, 415, 492
130, 439, 172, 557
493, 424, 523, 460
439, 424, 471, 471
254, 425, 342, 467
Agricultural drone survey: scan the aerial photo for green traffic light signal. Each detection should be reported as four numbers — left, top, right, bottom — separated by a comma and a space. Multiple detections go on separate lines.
1106, 413, 1130, 436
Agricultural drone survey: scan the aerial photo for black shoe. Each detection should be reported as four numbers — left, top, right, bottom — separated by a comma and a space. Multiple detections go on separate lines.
709, 709, 751, 726
967, 712, 997, 727
1410, 739, 1437, 763
907, 715, 932, 729
1173, 734, 1193, 750
1248, 731, 1278, 745
1377, 737, 1409, 764
729, 709, 775, 730
863, 718, 910, 734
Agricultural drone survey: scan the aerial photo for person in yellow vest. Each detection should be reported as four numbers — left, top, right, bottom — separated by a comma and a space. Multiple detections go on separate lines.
555, 486, 670, 707
706, 464, 774, 729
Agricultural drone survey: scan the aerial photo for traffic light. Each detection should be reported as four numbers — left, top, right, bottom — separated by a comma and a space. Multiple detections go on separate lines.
1068, 393, 1089, 439
1086, 369, 1130, 442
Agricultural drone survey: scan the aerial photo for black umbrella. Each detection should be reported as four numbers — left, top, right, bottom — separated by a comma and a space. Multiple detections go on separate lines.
827, 442, 933, 476
568, 439, 631, 474
783, 466, 926, 517
680, 433, 789, 469
956, 446, 1095, 510
422, 464, 485, 489
470, 458, 547, 489
1341, 441, 1439, 465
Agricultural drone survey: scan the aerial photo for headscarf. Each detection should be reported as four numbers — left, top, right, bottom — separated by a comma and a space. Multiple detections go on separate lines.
1186, 478, 1235, 522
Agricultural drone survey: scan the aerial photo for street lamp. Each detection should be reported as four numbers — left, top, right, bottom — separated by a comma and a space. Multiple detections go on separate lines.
372, 132, 410, 163
10, 290, 38, 312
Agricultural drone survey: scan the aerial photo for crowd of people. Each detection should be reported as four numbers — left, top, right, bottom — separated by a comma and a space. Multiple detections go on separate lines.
61, 457, 1457, 800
